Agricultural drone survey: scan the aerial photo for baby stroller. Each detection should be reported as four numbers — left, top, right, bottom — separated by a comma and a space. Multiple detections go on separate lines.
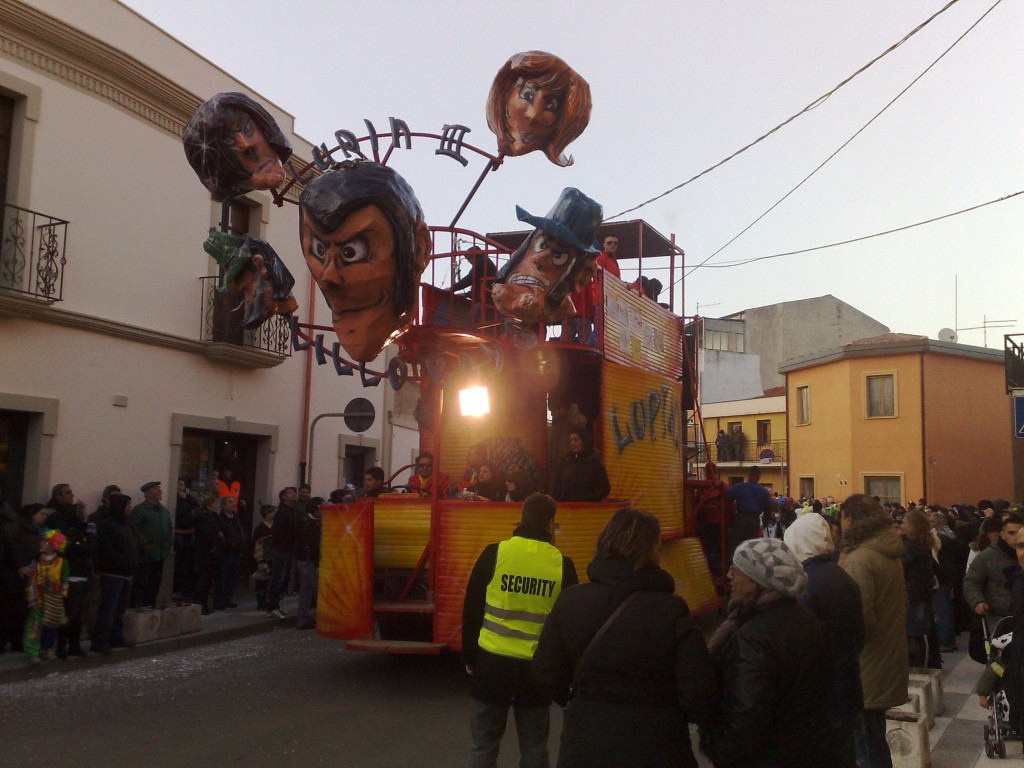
982, 616, 1019, 759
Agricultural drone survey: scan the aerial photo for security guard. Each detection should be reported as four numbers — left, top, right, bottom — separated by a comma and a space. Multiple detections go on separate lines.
462, 493, 578, 768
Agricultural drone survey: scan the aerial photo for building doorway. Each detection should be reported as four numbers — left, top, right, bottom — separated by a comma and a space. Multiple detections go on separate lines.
0, 409, 29, 508
178, 428, 258, 537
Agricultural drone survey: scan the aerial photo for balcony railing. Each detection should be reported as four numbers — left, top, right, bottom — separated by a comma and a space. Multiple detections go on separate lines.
0, 203, 69, 301
1005, 334, 1024, 393
199, 276, 290, 357
693, 439, 787, 465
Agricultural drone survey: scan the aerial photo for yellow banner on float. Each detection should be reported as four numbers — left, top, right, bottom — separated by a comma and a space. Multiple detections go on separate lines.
601, 361, 684, 537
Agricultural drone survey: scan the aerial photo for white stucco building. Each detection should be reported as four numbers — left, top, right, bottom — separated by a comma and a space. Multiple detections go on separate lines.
0, 0, 419, 530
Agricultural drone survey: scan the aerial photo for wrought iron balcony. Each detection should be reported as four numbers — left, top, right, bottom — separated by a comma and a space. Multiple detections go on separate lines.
199, 276, 290, 358
1005, 334, 1024, 393
693, 439, 787, 465
0, 202, 69, 301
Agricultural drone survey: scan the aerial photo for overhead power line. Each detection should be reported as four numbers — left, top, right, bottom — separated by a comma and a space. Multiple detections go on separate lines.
605, 0, 961, 221
682, 0, 1004, 281
688, 190, 1023, 269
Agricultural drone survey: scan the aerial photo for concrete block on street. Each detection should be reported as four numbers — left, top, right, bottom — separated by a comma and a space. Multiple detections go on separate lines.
123, 609, 160, 644
885, 710, 931, 768
909, 668, 944, 716
177, 604, 201, 635
157, 607, 181, 638
908, 677, 936, 728
893, 691, 922, 718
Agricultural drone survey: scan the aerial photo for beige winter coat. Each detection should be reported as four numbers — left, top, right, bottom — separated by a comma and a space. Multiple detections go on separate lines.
839, 513, 910, 710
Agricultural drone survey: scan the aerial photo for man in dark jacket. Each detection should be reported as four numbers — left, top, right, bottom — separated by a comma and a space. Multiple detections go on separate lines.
92, 494, 139, 654
173, 478, 199, 602
214, 497, 245, 610
462, 493, 578, 768
130, 481, 173, 608
964, 512, 1022, 630
724, 466, 772, 565
931, 509, 968, 651
295, 497, 322, 630
2, 503, 48, 654
45, 484, 96, 658
266, 486, 297, 619
785, 513, 864, 767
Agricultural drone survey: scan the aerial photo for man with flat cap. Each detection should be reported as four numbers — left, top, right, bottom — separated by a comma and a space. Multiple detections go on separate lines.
131, 481, 173, 609
492, 187, 602, 325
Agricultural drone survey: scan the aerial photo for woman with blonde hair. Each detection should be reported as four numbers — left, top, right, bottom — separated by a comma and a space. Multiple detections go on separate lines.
486, 51, 592, 166
532, 508, 714, 767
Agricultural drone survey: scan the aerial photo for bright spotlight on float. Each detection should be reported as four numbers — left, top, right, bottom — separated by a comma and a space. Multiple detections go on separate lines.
459, 385, 490, 417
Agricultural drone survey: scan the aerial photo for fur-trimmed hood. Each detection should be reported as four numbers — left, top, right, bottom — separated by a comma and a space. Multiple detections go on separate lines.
841, 512, 901, 558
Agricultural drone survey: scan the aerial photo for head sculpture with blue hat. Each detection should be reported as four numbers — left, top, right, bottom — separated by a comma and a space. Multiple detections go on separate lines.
492, 187, 602, 323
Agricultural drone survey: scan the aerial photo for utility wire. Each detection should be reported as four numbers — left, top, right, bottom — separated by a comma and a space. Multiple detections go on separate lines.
605, 0, 961, 221
681, 0, 1004, 281
688, 189, 1023, 269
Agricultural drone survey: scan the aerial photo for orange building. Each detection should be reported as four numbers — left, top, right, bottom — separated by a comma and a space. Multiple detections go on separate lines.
780, 333, 1012, 506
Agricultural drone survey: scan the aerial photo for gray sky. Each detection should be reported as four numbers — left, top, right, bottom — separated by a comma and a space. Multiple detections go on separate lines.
122, 0, 1023, 347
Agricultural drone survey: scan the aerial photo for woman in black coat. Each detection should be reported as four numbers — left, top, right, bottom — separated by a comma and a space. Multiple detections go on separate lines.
702, 538, 830, 768
900, 509, 939, 667
552, 429, 610, 503
784, 512, 864, 767
532, 508, 715, 768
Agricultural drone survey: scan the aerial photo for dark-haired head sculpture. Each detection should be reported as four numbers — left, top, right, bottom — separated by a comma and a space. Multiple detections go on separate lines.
183, 92, 292, 201
299, 160, 431, 362
486, 51, 592, 167
492, 187, 602, 324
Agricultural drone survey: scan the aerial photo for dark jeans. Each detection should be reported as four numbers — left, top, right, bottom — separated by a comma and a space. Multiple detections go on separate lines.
132, 560, 165, 608
173, 533, 195, 598
214, 551, 242, 609
727, 511, 762, 565
467, 696, 549, 768
57, 579, 88, 653
828, 715, 858, 768
0, 571, 27, 653
296, 559, 318, 626
266, 548, 294, 612
854, 709, 892, 768
193, 557, 220, 610
92, 574, 132, 650
933, 585, 956, 647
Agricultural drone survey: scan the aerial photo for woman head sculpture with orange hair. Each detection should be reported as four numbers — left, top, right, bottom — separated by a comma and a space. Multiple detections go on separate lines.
486, 51, 592, 167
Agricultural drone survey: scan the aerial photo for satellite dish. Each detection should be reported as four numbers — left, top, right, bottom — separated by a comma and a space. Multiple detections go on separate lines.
937, 327, 958, 343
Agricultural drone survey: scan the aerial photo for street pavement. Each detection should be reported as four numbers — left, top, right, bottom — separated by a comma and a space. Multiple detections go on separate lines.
1, 605, 1021, 767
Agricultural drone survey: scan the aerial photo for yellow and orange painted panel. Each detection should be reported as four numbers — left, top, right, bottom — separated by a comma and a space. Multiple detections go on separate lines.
434, 501, 524, 649
317, 502, 374, 640
601, 362, 685, 537
372, 497, 431, 568
661, 537, 719, 616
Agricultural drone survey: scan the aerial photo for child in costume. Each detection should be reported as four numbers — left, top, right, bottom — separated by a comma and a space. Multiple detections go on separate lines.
24, 529, 69, 664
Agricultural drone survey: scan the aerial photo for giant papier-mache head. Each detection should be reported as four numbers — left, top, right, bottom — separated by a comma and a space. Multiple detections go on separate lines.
299, 160, 431, 362
183, 92, 292, 202
492, 187, 602, 324
486, 51, 592, 167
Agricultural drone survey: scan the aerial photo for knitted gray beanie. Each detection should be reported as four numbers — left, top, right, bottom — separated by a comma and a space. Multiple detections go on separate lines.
732, 538, 807, 597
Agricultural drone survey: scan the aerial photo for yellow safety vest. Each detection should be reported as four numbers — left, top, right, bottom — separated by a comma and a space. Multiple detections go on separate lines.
478, 536, 564, 660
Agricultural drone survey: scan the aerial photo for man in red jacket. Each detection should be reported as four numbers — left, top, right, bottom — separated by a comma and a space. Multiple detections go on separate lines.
568, 235, 620, 345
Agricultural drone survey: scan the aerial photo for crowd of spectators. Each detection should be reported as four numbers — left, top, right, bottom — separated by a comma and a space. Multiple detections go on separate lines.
0, 475, 334, 664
